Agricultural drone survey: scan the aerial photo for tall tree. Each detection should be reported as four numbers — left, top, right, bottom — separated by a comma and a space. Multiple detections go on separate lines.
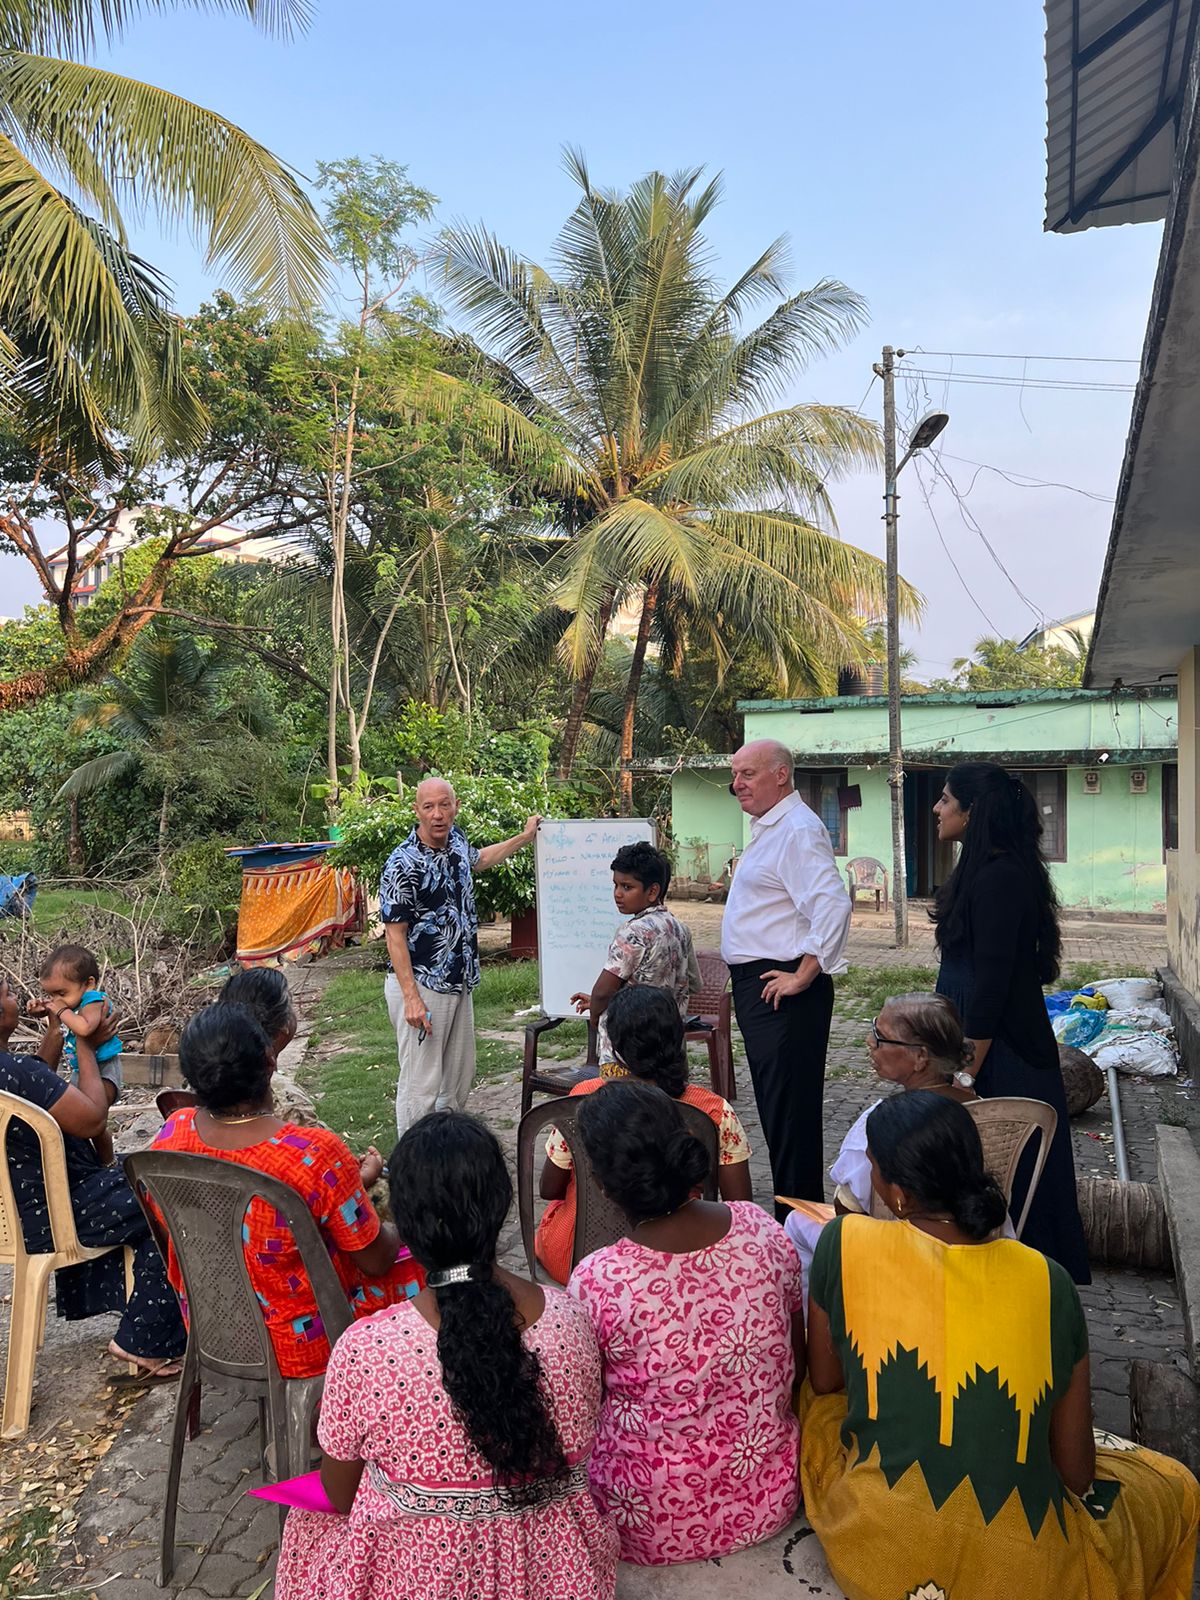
0, 0, 329, 709
439, 153, 917, 807
936, 634, 1088, 692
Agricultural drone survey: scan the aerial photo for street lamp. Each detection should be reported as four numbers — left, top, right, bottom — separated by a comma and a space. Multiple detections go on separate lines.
873, 345, 949, 947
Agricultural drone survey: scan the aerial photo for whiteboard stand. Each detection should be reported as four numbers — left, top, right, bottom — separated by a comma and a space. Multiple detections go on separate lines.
534, 818, 656, 1018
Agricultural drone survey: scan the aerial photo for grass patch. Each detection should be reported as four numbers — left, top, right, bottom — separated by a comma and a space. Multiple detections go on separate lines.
302, 962, 525, 1150
835, 964, 940, 1017
1057, 960, 1156, 992
0, 1503, 58, 1594
30, 884, 133, 937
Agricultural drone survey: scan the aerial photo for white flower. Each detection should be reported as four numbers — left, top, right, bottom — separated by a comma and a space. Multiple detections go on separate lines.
1093, 1429, 1137, 1451
728, 1421, 774, 1480
609, 1393, 646, 1433
716, 1323, 758, 1376
607, 1486, 652, 1531
905, 1586, 948, 1600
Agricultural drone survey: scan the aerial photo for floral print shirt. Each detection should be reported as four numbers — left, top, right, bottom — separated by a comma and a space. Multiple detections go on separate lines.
597, 905, 701, 1062
378, 825, 481, 994
569, 1201, 801, 1564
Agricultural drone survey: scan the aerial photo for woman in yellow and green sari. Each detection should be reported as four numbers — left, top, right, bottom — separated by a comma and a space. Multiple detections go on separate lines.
802, 1091, 1198, 1600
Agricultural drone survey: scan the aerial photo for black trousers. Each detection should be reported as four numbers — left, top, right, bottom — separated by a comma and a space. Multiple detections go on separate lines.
730, 959, 835, 1216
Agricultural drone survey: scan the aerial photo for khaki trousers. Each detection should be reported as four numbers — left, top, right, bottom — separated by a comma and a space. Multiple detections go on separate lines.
385, 975, 477, 1139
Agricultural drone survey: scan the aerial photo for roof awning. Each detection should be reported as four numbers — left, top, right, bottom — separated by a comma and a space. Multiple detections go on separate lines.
1045, 0, 1198, 232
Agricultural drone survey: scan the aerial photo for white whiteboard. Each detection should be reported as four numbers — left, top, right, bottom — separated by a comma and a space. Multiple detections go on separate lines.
535, 818, 656, 1017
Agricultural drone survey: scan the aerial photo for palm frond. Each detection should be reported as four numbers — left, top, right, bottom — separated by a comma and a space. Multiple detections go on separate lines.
53, 746, 137, 800
0, 54, 328, 309
0, 0, 311, 55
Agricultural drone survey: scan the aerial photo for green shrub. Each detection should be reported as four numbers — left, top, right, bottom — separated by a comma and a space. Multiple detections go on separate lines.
0, 839, 36, 875
160, 838, 243, 947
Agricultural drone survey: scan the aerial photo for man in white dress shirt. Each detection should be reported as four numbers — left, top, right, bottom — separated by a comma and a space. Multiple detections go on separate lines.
721, 739, 852, 1213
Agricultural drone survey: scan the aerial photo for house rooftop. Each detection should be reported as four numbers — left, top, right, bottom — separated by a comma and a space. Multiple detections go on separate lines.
734, 685, 1176, 713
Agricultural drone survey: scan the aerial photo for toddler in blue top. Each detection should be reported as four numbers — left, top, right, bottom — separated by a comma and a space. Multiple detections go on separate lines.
31, 943, 122, 1163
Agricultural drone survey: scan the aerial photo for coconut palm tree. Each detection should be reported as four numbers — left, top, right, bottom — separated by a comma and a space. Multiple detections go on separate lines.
55, 628, 274, 851
439, 152, 919, 806
0, 0, 328, 473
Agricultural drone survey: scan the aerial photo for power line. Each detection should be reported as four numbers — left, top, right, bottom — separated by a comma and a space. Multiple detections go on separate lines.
908, 348, 1139, 365
909, 458, 1001, 632
898, 368, 1136, 394
927, 456, 1044, 624
939, 453, 1114, 504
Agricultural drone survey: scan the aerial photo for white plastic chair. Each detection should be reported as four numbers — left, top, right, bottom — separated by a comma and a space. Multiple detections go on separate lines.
0, 1089, 133, 1438
850, 1094, 1058, 1238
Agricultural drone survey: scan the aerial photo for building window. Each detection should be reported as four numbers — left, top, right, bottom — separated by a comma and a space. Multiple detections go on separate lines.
1011, 768, 1067, 861
795, 768, 848, 855
1163, 763, 1178, 855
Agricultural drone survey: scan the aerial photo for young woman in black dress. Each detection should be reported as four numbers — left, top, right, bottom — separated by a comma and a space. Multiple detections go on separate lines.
932, 760, 1090, 1282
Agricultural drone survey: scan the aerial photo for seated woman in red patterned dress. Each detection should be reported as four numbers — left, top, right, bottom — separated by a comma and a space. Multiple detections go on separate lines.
152, 1003, 423, 1379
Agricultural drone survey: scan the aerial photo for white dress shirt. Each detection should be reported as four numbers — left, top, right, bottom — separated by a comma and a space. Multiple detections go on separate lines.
720, 790, 852, 974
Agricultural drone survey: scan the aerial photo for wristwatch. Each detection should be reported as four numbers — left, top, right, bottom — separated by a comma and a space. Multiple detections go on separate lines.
953, 1070, 975, 1089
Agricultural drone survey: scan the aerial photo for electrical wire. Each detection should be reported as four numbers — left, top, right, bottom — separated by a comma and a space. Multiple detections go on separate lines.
908, 349, 1139, 365
898, 369, 1136, 393
927, 456, 1045, 624
939, 453, 1114, 503
908, 457, 1001, 632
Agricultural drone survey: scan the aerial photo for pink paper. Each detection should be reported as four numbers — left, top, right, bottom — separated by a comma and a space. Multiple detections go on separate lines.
248, 1468, 339, 1514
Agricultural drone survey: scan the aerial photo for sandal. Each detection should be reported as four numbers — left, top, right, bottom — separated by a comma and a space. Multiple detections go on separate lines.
107, 1364, 181, 1387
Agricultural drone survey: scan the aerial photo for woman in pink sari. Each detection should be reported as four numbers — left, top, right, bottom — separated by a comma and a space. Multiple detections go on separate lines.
569, 1080, 804, 1565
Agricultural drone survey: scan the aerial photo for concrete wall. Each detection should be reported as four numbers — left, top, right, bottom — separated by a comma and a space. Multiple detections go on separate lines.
1169, 647, 1200, 992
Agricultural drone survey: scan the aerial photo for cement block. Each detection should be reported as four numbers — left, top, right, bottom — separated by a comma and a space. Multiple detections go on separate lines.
1156, 1123, 1200, 1377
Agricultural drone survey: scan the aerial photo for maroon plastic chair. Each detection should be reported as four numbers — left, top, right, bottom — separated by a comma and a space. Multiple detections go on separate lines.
684, 951, 737, 1102
516, 1095, 719, 1281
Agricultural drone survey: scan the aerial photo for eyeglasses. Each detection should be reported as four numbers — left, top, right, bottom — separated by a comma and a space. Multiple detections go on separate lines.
869, 1017, 924, 1049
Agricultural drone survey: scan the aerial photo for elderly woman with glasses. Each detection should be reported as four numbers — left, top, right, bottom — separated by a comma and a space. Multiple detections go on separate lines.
784, 992, 1010, 1294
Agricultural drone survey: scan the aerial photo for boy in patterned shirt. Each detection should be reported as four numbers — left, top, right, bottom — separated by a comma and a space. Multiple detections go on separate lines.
571, 842, 701, 1067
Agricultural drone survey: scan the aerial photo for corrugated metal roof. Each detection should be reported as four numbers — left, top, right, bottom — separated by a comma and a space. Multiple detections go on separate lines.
1045, 0, 1199, 231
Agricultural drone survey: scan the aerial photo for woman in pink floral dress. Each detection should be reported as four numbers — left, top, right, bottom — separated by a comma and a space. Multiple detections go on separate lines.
274, 1112, 617, 1600
570, 1080, 805, 1565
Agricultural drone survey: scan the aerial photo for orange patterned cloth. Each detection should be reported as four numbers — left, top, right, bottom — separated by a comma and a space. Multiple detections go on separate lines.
235, 851, 365, 965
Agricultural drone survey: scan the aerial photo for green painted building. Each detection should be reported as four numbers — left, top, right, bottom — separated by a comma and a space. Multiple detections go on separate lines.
656, 688, 1178, 916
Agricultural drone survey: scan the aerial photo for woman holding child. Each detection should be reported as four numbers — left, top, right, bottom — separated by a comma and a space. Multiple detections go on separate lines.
802, 1091, 1199, 1599
274, 1111, 617, 1600
0, 975, 184, 1382
154, 1001, 423, 1379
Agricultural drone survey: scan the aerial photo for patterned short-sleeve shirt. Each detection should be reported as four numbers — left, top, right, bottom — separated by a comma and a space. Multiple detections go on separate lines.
597, 905, 700, 1062
378, 825, 481, 994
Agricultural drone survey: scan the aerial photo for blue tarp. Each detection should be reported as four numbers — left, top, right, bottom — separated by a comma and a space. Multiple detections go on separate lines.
0, 872, 36, 918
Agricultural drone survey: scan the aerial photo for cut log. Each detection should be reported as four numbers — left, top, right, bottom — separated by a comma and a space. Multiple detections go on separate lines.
1076, 1175, 1171, 1269
1129, 1360, 1200, 1474
1059, 1044, 1105, 1116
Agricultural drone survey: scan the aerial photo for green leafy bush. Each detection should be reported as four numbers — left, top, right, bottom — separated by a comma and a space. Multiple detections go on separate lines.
330, 775, 590, 917
160, 838, 244, 947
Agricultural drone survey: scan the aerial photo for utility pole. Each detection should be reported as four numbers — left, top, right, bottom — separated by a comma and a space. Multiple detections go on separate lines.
876, 345, 909, 948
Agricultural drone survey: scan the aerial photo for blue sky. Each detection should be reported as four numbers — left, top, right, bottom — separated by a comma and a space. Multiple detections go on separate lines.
4, 0, 1165, 674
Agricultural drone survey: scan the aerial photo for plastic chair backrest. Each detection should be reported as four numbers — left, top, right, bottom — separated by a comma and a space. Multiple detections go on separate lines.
517, 1095, 720, 1278
847, 856, 886, 888
0, 1089, 91, 1263
156, 1089, 198, 1120
964, 1095, 1058, 1239
122, 1150, 355, 1382
689, 952, 731, 1017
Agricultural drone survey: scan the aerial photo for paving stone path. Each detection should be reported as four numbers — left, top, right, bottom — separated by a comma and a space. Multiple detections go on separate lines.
3, 910, 1185, 1597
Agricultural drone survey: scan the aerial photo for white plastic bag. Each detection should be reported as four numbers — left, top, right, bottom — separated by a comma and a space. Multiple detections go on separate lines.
1090, 1028, 1179, 1078
1091, 977, 1161, 1009
1104, 1001, 1173, 1033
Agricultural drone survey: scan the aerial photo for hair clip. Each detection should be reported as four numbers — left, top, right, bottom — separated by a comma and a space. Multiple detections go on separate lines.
426, 1264, 476, 1289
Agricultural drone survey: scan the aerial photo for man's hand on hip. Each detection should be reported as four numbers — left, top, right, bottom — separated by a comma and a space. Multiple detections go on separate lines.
760, 957, 820, 1009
